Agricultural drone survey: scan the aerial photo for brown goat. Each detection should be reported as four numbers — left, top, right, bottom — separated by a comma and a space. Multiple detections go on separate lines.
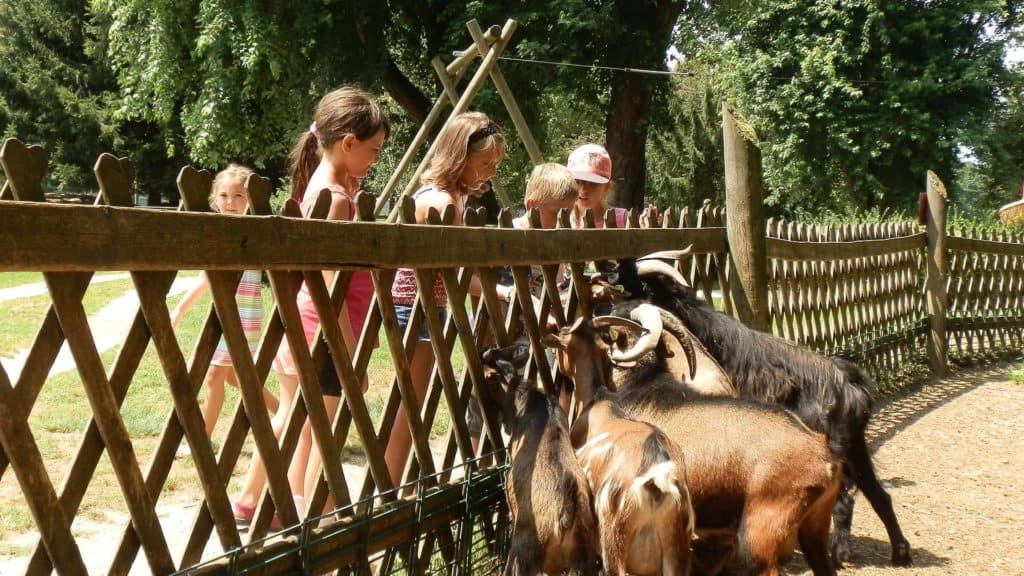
558, 314, 842, 576
544, 318, 694, 576
480, 345, 600, 576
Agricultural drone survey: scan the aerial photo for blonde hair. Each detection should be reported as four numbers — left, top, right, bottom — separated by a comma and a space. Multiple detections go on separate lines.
420, 112, 504, 194
290, 87, 390, 201
210, 164, 255, 210
525, 163, 578, 206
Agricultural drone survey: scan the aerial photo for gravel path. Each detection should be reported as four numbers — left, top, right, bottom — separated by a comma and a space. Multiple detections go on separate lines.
785, 364, 1024, 575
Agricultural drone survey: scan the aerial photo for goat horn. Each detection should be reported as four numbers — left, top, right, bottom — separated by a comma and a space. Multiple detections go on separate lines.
635, 258, 691, 289
593, 315, 648, 332
677, 323, 698, 381
611, 303, 664, 363
637, 245, 692, 262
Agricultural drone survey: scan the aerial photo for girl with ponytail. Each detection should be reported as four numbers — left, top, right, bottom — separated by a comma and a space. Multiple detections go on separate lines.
233, 87, 389, 526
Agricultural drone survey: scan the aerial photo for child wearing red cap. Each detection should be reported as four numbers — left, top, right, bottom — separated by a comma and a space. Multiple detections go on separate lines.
566, 143, 627, 229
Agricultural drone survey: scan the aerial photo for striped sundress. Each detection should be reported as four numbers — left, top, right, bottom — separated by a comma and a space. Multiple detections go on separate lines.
210, 269, 263, 366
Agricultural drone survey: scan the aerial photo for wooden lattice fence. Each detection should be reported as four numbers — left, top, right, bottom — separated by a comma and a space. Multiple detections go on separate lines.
765, 220, 928, 374
0, 137, 729, 575
946, 228, 1024, 356
5, 128, 1024, 574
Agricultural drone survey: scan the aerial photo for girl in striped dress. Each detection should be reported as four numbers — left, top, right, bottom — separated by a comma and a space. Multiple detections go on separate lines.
171, 165, 278, 451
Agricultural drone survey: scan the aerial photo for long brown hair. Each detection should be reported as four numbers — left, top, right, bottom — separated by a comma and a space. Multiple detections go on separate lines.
289, 87, 390, 201
420, 112, 504, 194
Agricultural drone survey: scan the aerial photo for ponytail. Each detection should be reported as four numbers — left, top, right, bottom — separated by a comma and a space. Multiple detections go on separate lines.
290, 87, 390, 202
289, 132, 320, 203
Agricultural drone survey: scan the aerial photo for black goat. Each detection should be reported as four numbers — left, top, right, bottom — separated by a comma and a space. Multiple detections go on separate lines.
617, 257, 911, 567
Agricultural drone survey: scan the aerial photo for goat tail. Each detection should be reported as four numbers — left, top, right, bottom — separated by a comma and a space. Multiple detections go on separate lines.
830, 357, 875, 413
831, 357, 875, 435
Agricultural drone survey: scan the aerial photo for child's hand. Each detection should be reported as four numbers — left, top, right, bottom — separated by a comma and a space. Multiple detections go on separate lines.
640, 204, 661, 228
170, 307, 184, 328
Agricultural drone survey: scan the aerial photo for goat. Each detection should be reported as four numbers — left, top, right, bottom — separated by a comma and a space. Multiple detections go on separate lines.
479, 344, 600, 576
559, 312, 842, 576
544, 318, 695, 576
620, 256, 912, 567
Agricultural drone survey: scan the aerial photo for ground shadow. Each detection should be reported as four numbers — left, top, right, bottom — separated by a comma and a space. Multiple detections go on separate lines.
775, 535, 950, 574
843, 534, 951, 570
868, 362, 1014, 447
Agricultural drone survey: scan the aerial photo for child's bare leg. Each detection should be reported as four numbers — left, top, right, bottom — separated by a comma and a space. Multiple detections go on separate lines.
236, 372, 298, 508
289, 420, 312, 510
304, 394, 342, 517
202, 365, 231, 437
224, 368, 280, 414
384, 342, 432, 486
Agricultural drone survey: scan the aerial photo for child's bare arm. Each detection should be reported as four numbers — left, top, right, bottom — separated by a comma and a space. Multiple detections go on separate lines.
170, 272, 211, 327
415, 190, 458, 224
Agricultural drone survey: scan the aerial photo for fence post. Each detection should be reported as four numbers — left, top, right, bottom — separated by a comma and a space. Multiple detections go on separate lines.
925, 170, 948, 376
722, 103, 770, 332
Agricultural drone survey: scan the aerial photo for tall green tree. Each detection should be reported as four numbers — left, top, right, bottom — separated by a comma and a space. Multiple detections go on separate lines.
95, 1, 688, 207
0, 0, 119, 190
0, 0, 183, 198
696, 0, 1023, 216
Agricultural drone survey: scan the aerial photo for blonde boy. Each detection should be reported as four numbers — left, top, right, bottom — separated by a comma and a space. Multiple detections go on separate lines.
512, 163, 579, 230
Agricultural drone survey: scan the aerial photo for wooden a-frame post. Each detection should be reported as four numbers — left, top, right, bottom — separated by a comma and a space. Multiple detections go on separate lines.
375, 19, 544, 221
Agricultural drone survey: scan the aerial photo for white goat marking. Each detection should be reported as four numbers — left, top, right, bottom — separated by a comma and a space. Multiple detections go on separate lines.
596, 478, 620, 514
575, 432, 611, 459
630, 460, 681, 502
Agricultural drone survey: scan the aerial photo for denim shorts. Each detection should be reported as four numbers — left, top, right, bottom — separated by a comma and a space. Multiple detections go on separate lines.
394, 304, 449, 342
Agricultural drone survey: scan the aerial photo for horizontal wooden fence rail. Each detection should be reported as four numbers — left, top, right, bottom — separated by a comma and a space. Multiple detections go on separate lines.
0, 201, 727, 272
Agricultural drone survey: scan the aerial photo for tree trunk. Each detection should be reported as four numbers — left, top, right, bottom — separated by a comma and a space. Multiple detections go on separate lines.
383, 59, 430, 123
605, 75, 651, 210
603, 0, 686, 210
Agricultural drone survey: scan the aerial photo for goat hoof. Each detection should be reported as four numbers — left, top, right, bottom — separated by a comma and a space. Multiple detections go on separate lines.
829, 534, 850, 568
891, 540, 913, 566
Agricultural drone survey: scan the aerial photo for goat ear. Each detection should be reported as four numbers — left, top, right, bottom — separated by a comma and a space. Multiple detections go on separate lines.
566, 316, 587, 334
540, 333, 565, 350
480, 348, 498, 364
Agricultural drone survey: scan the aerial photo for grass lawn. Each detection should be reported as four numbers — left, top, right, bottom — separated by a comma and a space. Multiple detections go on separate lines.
0, 272, 42, 291
0, 272, 464, 550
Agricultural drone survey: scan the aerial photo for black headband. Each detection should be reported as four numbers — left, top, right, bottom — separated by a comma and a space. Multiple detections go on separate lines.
468, 123, 500, 145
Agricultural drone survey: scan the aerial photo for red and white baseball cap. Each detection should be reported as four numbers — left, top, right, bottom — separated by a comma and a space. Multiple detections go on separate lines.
567, 144, 612, 184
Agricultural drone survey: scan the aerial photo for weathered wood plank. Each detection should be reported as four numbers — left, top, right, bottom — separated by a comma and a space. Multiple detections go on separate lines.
0, 366, 87, 575
132, 272, 242, 549
46, 272, 176, 573
0, 201, 727, 271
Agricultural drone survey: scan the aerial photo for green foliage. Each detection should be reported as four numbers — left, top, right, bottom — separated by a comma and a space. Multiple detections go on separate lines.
646, 64, 725, 210
0, 0, 114, 190
2, 0, 1021, 216
96, 0, 392, 174
0, 0, 184, 197
699, 0, 1023, 217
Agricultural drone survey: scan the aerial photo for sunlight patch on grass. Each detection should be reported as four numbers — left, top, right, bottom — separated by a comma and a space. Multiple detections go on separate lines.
1008, 364, 1024, 386
0, 272, 43, 290
0, 295, 50, 357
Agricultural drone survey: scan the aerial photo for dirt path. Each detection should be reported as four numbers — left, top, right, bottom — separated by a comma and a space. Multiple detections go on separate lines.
785, 364, 1024, 575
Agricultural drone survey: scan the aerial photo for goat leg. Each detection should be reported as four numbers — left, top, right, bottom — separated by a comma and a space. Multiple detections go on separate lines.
847, 435, 913, 566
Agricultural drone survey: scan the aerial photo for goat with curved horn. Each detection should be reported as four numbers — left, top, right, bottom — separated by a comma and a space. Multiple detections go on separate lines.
596, 307, 662, 365
629, 249, 914, 567
635, 257, 691, 290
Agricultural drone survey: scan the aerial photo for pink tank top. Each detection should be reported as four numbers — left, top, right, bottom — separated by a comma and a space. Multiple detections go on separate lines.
298, 185, 374, 338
